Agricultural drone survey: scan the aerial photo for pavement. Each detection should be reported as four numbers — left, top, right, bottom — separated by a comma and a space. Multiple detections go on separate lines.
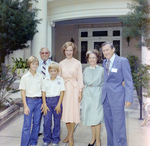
0, 91, 150, 146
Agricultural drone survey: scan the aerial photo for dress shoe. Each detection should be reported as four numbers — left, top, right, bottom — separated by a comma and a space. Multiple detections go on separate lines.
88, 140, 96, 146
41, 143, 48, 146
38, 133, 42, 137
52, 143, 58, 146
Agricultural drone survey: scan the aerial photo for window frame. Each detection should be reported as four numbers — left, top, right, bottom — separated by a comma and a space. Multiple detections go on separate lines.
78, 27, 122, 67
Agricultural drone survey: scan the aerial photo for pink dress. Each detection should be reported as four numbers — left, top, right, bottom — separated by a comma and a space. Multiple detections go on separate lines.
59, 58, 84, 123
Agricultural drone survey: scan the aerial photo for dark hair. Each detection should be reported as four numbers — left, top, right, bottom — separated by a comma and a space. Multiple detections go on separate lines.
86, 49, 101, 63
61, 42, 77, 56
101, 41, 114, 49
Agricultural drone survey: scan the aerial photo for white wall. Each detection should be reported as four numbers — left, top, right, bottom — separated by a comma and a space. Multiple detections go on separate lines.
5, 41, 31, 66
142, 46, 150, 65
31, 0, 47, 59
47, 0, 131, 22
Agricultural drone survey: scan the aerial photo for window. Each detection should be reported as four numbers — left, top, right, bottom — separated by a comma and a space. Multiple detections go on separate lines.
113, 40, 120, 56
79, 28, 122, 66
94, 42, 105, 63
81, 41, 88, 63
81, 32, 88, 37
113, 30, 120, 36
93, 31, 108, 37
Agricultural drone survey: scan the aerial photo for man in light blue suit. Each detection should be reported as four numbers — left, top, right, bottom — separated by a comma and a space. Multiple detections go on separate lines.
101, 42, 133, 146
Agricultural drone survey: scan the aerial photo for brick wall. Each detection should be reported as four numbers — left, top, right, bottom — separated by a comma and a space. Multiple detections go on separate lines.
54, 22, 141, 63
54, 24, 78, 63
122, 37, 141, 58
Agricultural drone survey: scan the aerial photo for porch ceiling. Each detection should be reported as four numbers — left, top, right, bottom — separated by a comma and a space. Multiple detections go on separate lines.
55, 17, 121, 25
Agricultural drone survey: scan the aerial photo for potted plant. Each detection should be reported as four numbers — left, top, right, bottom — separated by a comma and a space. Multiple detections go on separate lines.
0, 65, 19, 111
12, 57, 29, 78
0, 65, 20, 128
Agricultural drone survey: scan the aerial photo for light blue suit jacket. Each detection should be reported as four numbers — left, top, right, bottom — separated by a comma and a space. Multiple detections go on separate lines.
101, 54, 133, 106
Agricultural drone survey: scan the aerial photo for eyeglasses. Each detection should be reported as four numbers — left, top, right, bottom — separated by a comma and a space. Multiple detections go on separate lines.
89, 57, 97, 60
41, 52, 49, 55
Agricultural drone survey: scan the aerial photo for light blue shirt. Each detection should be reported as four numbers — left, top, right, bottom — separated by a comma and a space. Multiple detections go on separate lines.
107, 53, 116, 71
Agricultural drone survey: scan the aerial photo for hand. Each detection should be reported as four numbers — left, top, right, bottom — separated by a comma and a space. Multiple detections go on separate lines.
125, 102, 131, 107
55, 104, 61, 114
78, 92, 82, 102
122, 81, 125, 87
24, 106, 30, 115
42, 104, 50, 115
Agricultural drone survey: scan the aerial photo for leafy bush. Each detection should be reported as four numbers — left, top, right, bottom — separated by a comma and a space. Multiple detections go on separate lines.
127, 54, 150, 98
0, 65, 19, 110
0, 0, 41, 63
12, 57, 29, 74
119, 0, 150, 48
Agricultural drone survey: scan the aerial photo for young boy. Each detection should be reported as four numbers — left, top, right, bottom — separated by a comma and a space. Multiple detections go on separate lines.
19, 56, 43, 146
41, 63, 65, 146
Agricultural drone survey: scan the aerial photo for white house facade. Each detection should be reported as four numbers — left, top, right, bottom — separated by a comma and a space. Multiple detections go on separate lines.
6, 0, 150, 66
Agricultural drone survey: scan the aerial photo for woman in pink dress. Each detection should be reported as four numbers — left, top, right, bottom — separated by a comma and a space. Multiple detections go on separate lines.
59, 42, 84, 146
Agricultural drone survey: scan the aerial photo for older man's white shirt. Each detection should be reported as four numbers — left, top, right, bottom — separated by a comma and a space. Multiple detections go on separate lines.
37, 58, 58, 77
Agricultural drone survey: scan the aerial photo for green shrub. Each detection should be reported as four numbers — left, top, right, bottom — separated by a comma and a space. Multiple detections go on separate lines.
0, 65, 19, 109
12, 57, 29, 74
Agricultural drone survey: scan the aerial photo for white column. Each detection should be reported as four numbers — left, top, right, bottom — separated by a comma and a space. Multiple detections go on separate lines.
142, 46, 150, 65
47, 21, 55, 57
31, 0, 47, 59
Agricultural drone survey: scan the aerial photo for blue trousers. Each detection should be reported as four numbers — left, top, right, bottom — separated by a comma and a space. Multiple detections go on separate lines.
103, 96, 127, 146
43, 96, 62, 144
21, 97, 42, 146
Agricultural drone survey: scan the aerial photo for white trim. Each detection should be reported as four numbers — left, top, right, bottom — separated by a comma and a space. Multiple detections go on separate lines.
78, 27, 122, 67
47, 0, 130, 22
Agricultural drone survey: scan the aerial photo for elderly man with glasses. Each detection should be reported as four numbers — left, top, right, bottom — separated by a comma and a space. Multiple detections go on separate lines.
37, 47, 58, 136
37, 47, 57, 78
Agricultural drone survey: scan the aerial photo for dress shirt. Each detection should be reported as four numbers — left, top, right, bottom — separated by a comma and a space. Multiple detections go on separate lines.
37, 59, 58, 77
42, 75, 65, 97
107, 53, 116, 71
19, 71, 43, 97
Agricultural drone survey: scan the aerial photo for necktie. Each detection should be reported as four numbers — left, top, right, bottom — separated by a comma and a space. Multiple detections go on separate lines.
41, 61, 46, 78
106, 60, 110, 75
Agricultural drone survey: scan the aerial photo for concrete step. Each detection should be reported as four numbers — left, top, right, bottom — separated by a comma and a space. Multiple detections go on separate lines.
0, 105, 20, 129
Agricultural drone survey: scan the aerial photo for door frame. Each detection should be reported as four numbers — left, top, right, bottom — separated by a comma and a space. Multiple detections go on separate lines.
78, 27, 122, 68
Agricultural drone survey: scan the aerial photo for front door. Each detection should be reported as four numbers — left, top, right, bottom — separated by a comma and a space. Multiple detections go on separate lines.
79, 27, 122, 68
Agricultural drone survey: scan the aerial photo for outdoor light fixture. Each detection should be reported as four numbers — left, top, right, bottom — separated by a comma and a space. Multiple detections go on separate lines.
70, 38, 74, 43
127, 36, 130, 46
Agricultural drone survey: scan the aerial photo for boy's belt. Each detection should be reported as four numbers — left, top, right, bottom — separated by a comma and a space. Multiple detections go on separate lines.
46, 96, 59, 98
26, 97, 42, 99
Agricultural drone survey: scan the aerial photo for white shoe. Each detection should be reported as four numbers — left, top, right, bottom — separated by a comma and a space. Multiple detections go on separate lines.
52, 143, 58, 146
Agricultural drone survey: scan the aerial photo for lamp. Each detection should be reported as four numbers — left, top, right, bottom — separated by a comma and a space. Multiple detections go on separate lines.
70, 38, 74, 43
127, 36, 130, 46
